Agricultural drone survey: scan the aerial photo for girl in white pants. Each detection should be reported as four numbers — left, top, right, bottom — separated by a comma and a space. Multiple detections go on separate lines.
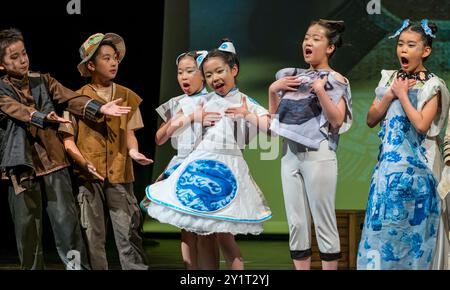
269, 19, 353, 270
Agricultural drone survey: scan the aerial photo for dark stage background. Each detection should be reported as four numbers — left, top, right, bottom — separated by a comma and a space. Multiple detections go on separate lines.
0, 0, 164, 255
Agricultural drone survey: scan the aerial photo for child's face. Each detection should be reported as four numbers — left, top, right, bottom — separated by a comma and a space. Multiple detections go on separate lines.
203, 56, 238, 96
177, 56, 204, 95
397, 30, 431, 73
87, 45, 119, 80
302, 24, 334, 66
0, 40, 29, 78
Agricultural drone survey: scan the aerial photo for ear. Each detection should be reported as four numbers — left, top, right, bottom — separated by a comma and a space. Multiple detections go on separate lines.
231, 64, 239, 78
0, 64, 4, 71
326, 44, 336, 57
87, 61, 96, 73
422, 46, 431, 60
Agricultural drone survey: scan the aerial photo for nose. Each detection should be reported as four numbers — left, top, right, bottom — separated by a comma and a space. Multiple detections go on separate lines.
181, 71, 189, 80
303, 39, 312, 48
19, 55, 27, 64
212, 73, 220, 83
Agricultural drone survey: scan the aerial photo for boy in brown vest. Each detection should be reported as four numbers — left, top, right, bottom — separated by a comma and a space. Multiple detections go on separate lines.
59, 33, 152, 270
0, 28, 132, 270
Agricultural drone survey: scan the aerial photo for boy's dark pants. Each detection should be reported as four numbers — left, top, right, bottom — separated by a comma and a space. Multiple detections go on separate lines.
77, 180, 148, 270
8, 168, 90, 270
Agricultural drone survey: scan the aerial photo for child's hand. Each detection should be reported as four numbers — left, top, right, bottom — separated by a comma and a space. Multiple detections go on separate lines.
311, 76, 328, 94
191, 102, 221, 127
100, 98, 132, 117
83, 160, 104, 181
269, 76, 302, 95
129, 149, 153, 165
225, 96, 250, 119
391, 78, 416, 100
45, 111, 72, 124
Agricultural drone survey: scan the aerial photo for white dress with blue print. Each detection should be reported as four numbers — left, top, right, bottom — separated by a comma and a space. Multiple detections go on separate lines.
140, 89, 218, 212
146, 89, 272, 235
357, 70, 448, 270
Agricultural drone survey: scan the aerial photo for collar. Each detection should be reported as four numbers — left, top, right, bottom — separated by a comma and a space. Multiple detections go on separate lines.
222, 87, 239, 98
188, 87, 208, 97
397, 70, 433, 81
7, 74, 29, 89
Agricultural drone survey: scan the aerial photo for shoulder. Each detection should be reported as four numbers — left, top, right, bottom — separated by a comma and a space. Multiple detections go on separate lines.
76, 84, 92, 95
115, 83, 142, 103
38, 72, 56, 84
330, 71, 348, 85
380, 69, 397, 80
376, 70, 397, 87
115, 83, 138, 97
245, 96, 261, 106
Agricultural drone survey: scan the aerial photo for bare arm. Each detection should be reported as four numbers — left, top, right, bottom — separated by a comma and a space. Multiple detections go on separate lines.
155, 121, 171, 146
392, 77, 438, 134
127, 129, 153, 165
366, 91, 396, 128
62, 134, 104, 181
224, 96, 271, 133
311, 75, 347, 129
268, 76, 301, 115
165, 106, 221, 138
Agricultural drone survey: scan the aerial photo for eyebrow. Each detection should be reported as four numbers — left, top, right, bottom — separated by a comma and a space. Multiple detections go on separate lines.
305, 33, 323, 37
398, 40, 418, 44
178, 66, 197, 70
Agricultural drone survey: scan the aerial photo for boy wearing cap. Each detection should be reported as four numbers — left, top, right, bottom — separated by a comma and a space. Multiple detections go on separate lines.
59, 33, 151, 270
0, 28, 132, 270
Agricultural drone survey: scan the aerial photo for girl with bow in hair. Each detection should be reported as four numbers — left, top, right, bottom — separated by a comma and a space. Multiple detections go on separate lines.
358, 19, 449, 270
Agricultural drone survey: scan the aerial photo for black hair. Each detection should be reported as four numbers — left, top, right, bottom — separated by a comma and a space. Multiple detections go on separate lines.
308, 19, 346, 58
176, 50, 202, 67
403, 21, 438, 62
90, 40, 118, 64
404, 21, 438, 48
0, 28, 25, 62
200, 38, 240, 78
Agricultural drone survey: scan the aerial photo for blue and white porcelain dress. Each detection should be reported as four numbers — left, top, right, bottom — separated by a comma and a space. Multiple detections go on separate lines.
140, 89, 217, 211
357, 70, 449, 270
145, 89, 272, 235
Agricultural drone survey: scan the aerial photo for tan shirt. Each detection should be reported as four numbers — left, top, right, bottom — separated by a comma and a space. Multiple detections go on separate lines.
59, 83, 143, 183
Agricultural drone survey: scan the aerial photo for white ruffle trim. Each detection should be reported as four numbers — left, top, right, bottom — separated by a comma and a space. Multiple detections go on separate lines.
147, 202, 264, 236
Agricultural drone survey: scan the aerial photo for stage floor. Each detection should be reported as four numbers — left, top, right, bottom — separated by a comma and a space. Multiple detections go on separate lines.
0, 235, 295, 270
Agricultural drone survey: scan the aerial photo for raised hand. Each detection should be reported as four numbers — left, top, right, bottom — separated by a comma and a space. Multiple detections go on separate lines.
311, 75, 328, 94
391, 77, 416, 100
45, 111, 72, 124
100, 98, 132, 117
191, 102, 221, 127
224, 96, 250, 119
129, 148, 153, 165
269, 76, 302, 94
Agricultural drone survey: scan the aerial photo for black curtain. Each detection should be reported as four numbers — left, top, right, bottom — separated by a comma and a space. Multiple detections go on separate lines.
0, 0, 164, 255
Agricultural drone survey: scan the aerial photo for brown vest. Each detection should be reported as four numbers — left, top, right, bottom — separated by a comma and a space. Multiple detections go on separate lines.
74, 84, 142, 183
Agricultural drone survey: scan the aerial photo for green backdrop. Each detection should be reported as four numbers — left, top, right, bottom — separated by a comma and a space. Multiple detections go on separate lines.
144, 0, 450, 234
